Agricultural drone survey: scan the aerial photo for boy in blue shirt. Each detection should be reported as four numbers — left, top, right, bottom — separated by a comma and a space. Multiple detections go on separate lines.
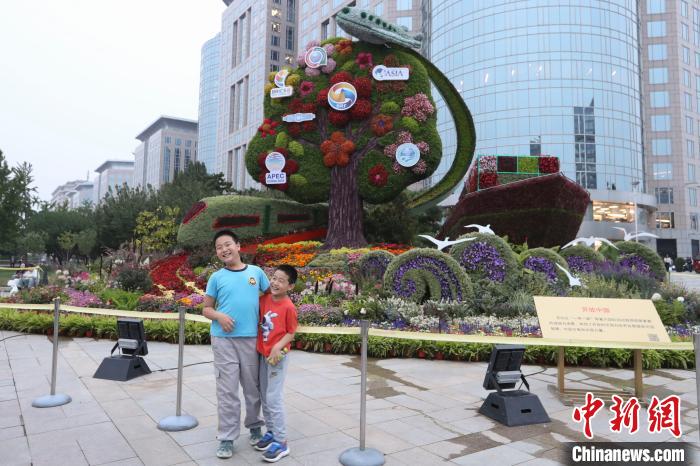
203, 230, 270, 459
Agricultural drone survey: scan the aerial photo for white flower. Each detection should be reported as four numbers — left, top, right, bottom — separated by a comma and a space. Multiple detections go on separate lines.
677, 296, 685, 303
360, 308, 367, 315
651, 293, 662, 301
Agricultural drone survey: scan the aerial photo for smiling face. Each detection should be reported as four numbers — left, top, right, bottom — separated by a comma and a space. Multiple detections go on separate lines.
269, 269, 295, 298
214, 234, 241, 267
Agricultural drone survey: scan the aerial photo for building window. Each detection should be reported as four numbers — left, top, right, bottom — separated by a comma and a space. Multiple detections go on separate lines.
375, 2, 383, 16
574, 103, 597, 189
647, 0, 665, 14
684, 46, 691, 64
690, 163, 697, 181
686, 92, 694, 111
649, 44, 667, 61
184, 149, 191, 169
396, 17, 413, 31
688, 139, 695, 157
176, 138, 182, 146
287, 0, 295, 22
651, 115, 671, 131
286, 26, 294, 50
186, 140, 192, 147
271, 35, 280, 47
321, 20, 329, 40
270, 64, 280, 71
271, 50, 280, 61
649, 67, 668, 84
650, 91, 669, 108
174, 147, 181, 173
229, 84, 236, 134
685, 69, 692, 87
656, 212, 675, 229
683, 24, 690, 42
285, 54, 294, 65
682, 0, 689, 17
691, 213, 699, 230
271, 7, 281, 18
272, 22, 281, 33
655, 187, 674, 204
690, 188, 698, 207
397, 0, 412, 10
648, 21, 667, 37
653, 162, 673, 180
687, 116, 695, 135
163, 147, 171, 184
652, 138, 672, 155
165, 136, 171, 144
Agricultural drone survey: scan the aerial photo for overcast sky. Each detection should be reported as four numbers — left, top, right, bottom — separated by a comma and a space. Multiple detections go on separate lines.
0, 0, 225, 201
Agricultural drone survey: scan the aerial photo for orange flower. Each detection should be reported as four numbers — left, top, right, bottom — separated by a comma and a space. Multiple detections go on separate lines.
335, 39, 353, 55
320, 131, 355, 167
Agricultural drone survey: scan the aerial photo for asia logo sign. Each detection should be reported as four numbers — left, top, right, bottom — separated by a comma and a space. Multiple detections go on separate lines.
372, 65, 410, 81
327, 82, 357, 111
264, 152, 287, 185
270, 69, 293, 99
304, 46, 328, 68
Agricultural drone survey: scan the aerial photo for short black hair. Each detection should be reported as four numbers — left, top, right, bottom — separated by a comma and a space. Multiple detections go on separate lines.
275, 264, 297, 284
213, 229, 240, 245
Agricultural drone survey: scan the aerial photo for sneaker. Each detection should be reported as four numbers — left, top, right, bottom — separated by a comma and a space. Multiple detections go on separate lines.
262, 442, 289, 462
254, 431, 275, 451
249, 426, 263, 446
216, 440, 234, 459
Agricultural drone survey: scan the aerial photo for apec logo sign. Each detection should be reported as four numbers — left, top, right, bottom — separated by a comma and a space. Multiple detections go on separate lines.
264, 152, 287, 185
372, 65, 410, 81
270, 69, 293, 99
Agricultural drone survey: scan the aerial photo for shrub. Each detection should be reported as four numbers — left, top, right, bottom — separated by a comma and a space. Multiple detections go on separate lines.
450, 233, 519, 283
116, 267, 153, 293
355, 250, 394, 281
517, 156, 539, 173
560, 245, 605, 274
654, 300, 688, 326
615, 241, 666, 281
384, 248, 472, 303
519, 248, 568, 283
568, 275, 641, 299
98, 289, 143, 311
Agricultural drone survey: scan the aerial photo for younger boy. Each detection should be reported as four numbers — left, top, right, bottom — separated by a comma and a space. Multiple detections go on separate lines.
203, 230, 269, 459
254, 264, 298, 462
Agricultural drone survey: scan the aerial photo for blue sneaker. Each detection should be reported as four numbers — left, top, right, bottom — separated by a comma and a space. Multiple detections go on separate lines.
249, 426, 263, 446
254, 431, 275, 451
216, 440, 234, 459
263, 442, 289, 462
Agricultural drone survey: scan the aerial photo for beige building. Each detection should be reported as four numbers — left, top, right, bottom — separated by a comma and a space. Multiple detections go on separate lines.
50, 180, 94, 208
94, 160, 134, 203
216, 0, 298, 190
133, 116, 198, 190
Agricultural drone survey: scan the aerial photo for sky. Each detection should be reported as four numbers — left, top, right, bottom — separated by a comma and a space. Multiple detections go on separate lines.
0, 0, 225, 201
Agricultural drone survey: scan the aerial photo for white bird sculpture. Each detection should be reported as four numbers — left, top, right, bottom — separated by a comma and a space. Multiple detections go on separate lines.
611, 226, 660, 242
464, 224, 495, 235
561, 236, 619, 250
555, 263, 585, 288
418, 234, 475, 251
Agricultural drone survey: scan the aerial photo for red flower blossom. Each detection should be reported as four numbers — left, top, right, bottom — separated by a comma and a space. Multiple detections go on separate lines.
258, 118, 278, 138
321, 131, 355, 167
330, 71, 353, 86
287, 124, 302, 137
317, 89, 329, 107
355, 52, 373, 70
368, 164, 389, 187
479, 172, 499, 189
350, 99, 372, 120
299, 81, 315, 97
288, 98, 304, 113
335, 39, 353, 55
371, 114, 393, 136
302, 120, 316, 132
257, 152, 268, 168
539, 156, 560, 174
328, 110, 350, 127
354, 77, 372, 98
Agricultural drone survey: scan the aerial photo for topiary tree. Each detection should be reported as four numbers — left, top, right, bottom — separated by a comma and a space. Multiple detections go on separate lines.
246, 38, 442, 248
449, 233, 519, 283
383, 248, 472, 303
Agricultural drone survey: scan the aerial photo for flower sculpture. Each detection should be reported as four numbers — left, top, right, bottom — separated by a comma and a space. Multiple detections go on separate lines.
355, 52, 374, 70
257, 118, 278, 138
357, 250, 394, 281
383, 131, 429, 174
321, 131, 355, 167
368, 164, 389, 187
371, 114, 393, 136
383, 249, 472, 303
401, 93, 435, 122
614, 241, 666, 280
519, 248, 569, 283
450, 233, 518, 283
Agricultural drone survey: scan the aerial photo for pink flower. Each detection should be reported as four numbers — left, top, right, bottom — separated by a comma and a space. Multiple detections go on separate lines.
401, 93, 435, 122
321, 58, 337, 74
355, 52, 373, 70
305, 40, 320, 50
299, 81, 315, 97
323, 44, 335, 55
297, 54, 306, 66
412, 159, 427, 174
305, 67, 321, 77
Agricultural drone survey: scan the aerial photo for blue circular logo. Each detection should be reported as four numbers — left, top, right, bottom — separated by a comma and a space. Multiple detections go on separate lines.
396, 143, 420, 167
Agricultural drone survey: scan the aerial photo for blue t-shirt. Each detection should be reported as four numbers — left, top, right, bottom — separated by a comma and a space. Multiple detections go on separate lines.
205, 265, 270, 338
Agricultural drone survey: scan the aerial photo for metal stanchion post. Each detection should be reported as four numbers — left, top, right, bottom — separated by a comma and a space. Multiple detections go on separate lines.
158, 306, 198, 431
32, 298, 71, 408
339, 320, 384, 466
694, 333, 700, 443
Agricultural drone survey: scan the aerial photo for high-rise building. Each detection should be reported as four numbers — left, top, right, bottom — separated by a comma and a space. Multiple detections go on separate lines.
427, 0, 657, 243
640, 0, 700, 258
216, 0, 298, 190
94, 160, 135, 202
133, 116, 198, 190
50, 180, 93, 208
198, 34, 221, 174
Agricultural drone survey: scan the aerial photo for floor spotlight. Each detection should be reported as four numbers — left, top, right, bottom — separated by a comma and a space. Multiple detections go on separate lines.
93, 317, 151, 381
478, 344, 550, 427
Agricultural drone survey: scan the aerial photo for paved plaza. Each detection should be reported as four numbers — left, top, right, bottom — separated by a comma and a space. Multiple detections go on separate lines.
1, 330, 699, 465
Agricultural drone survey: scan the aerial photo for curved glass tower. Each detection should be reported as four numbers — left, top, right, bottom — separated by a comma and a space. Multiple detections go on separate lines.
429, 0, 655, 239
197, 33, 221, 174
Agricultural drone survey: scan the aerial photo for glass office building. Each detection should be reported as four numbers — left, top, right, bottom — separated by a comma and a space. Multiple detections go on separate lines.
198, 33, 221, 174
428, 0, 656, 239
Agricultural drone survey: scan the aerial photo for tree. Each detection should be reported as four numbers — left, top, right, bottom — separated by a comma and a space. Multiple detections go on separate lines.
95, 185, 158, 251
27, 204, 95, 264
0, 150, 37, 252
15, 231, 47, 258
58, 231, 77, 263
75, 229, 97, 262
364, 192, 442, 245
157, 162, 232, 222
246, 39, 441, 248
134, 206, 180, 254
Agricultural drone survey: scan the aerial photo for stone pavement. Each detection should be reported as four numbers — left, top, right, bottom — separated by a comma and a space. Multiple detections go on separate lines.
671, 271, 700, 292
1, 330, 699, 466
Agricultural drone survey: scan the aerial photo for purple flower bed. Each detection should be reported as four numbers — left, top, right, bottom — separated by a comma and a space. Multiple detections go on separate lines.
392, 256, 464, 301
65, 288, 103, 308
618, 254, 652, 276
523, 256, 557, 282
361, 255, 391, 279
459, 242, 506, 282
566, 255, 594, 274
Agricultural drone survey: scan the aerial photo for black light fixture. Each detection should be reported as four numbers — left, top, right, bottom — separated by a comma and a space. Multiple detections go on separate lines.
478, 344, 550, 426
93, 317, 151, 381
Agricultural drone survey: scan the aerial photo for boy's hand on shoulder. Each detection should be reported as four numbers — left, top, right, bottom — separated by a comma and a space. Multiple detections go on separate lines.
217, 312, 235, 333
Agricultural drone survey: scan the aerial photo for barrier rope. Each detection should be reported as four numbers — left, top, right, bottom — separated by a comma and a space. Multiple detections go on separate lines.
0, 302, 692, 351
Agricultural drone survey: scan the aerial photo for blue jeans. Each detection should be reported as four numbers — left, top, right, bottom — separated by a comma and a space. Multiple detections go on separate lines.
259, 352, 289, 442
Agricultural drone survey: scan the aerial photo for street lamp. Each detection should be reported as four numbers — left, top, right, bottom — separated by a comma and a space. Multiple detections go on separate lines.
632, 180, 640, 242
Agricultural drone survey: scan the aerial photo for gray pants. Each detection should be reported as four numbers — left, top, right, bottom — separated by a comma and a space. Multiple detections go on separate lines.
212, 336, 264, 441
259, 353, 289, 442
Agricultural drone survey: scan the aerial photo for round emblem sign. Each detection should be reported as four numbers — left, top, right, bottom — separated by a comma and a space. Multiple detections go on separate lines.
327, 82, 357, 111
265, 152, 286, 172
395, 143, 421, 168
274, 69, 289, 88
304, 47, 328, 68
